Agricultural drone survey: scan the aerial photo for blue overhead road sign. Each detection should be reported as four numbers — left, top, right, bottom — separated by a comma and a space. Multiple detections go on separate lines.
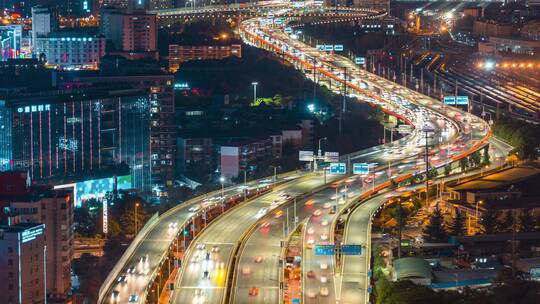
342, 244, 362, 255
330, 163, 346, 175
353, 163, 369, 175
315, 245, 335, 256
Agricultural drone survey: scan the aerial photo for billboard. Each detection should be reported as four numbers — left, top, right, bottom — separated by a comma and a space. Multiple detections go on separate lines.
54, 175, 132, 207
324, 151, 339, 162
299, 150, 314, 161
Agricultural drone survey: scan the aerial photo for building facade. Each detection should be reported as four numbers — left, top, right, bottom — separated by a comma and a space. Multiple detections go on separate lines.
34, 31, 106, 69
220, 137, 273, 181
0, 87, 154, 192
0, 222, 46, 304
31, 6, 57, 49
0, 171, 73, 301
168, 44, 242, 70
0, 25, 23, 61
100, 10, 157, 53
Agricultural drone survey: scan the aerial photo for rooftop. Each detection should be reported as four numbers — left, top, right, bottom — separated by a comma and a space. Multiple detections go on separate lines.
451, 165, 540, 191
394, 257, 433, 281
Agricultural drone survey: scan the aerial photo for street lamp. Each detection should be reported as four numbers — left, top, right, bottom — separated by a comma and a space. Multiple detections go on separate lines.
251, 82, 258, 103
314, 137, 327, 171
220, 176, 225, 213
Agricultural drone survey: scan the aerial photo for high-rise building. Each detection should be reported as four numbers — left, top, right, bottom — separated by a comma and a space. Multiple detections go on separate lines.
0, 222, 46, 304
100, 9, 157, 52
0, 171, 73, 301
0, 71, 175, 195
31, 6, 58, 50
0, 25, 23, 61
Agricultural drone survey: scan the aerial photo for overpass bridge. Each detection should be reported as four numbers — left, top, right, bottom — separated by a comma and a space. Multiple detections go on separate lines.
98, 2, 506, 303
152, 2, 386, 21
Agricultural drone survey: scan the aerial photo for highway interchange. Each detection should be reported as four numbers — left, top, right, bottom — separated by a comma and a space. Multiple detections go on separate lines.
99, 2, 509, 304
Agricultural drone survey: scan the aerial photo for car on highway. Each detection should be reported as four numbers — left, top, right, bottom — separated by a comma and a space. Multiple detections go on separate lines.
307, 227, 315, 235
274, 210, 284, 218
128, 294, 139, 303
321, 220, 329, 226
193, 289, 205, 304
249, 286, 259, 296
307, 238, 315, 249
255, 208, 268, 219
313, 209, 322, 216
320, 234, 328, 241
188, 205, 200, 212
320, 287, 329, 297
127, 265, 136, 274
323, 202, 332, 209
307, 290, 317, 298
211, 245, 220, 253
255, 256, 263, 263
111, 290, 120, 303
320, 275, 328, 283
168, 221, 178, 229
202, 269, 210, 279
117, 275, 127, 283
196, 244, 206, 250
260, 221, 270, 229
320, 263, 328, 270
139, 254, 148, 264
242, 266, 251, 275
307, 270, 315, 278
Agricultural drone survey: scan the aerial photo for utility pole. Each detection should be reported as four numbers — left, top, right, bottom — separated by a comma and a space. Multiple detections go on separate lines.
339, 67, 347, 136
312, 58, 317, 101
397, 200, 402, 258
512, 209, 517, 277
423, 125, 434, 205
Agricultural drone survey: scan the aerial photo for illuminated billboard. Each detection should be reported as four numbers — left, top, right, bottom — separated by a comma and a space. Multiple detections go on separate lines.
54, 175, 132, 207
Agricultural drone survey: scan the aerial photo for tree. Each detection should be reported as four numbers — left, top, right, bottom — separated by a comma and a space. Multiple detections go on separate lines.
444, 164, 452, 176
497, 210, 514, 233
470, 150, 482, 168
107, 217, 122, 238
459, 157, 468, 172
481, 207, 500, 234
519, 208, 534, 233
427, 167, 438, 179
119, 198, 148, 236
482, 146, 490, 165
448, 209, 466, 236
74, 207, 96, 237
423, 206, 448, 242
72, 253, 102, 302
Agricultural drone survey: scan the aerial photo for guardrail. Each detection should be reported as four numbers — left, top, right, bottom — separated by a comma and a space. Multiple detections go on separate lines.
225, 175, 340, 304
98, 212, 160, 303
98, 171, 302, 304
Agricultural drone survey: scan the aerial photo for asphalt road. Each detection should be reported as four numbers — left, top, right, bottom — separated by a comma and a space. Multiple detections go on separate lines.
171, 173, 342, 304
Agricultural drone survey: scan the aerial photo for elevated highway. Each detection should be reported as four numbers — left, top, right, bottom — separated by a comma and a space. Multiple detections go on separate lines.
100, 2, 504, 303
